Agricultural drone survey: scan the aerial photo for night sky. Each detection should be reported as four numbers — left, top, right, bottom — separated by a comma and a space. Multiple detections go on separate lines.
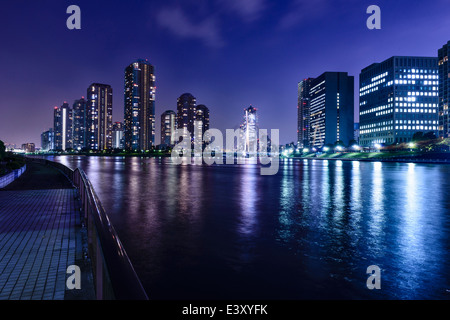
0, 0, 449, 147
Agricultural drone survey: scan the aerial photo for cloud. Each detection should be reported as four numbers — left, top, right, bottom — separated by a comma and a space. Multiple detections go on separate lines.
278, 0, 330, 30
217, 0, 266, 22
156, 6, 224, 48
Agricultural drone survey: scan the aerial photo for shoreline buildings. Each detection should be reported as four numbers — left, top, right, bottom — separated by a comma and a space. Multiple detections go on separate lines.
359, 56, 439, 146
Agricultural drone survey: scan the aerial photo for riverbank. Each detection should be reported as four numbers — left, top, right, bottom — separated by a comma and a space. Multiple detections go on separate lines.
292, 151, 450, 164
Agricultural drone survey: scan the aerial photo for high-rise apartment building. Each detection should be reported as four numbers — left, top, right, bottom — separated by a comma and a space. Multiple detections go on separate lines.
53, 102, 73, 151
160, 110, 176, 146
112, 122, 124, 149
297, 78, 314, 148
359, 56, 439, 146
194, 104, 210, 144
438, 41, 450, 138
176, 93, 197, 143
87, 83, 113, 150
73, 97, 87, 150
124, 59, 156, 151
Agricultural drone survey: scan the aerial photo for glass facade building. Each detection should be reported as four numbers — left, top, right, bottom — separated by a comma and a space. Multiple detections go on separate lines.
359, 56, 439, 146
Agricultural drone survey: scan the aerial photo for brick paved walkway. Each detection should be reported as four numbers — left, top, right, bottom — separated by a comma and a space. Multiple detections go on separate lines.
0, 162, 95, 300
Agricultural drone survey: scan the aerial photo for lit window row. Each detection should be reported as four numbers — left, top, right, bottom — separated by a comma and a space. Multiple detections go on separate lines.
395, 108, 437, 113
371, 72, 388, 83
395, 120, 437, 125
395, 126, 437, 130
360, 103, 392, 115
395, 103, 437, 107
407, 91, 438, 96
360, 126, 394, 134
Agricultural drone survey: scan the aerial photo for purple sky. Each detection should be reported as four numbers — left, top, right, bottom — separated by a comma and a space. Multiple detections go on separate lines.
0, 0, 449, 147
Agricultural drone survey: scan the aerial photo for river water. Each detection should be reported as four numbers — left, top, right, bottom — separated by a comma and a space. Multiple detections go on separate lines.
51, 156, 450, 300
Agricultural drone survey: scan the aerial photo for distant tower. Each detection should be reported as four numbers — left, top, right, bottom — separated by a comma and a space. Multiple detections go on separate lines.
124, 59, 156, 151
161, 110, 176, 146
241, 106, 258, 153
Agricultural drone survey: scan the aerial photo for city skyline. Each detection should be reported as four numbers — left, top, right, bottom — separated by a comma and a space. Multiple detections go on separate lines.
1, 1, 450, 147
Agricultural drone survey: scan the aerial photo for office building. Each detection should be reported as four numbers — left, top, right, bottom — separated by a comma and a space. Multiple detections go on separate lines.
359, 56, 439, 146
124, 59, 156, 151
307, 72, 354, 148
297, 78, 314, 148
73, 97, 87, 150
160, 110, 176, 146
438, 41, 450, 138
53, 102, 73, 151
87, 83, 113, 150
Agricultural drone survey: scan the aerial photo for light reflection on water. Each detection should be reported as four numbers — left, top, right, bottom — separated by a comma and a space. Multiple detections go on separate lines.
50, 156, 450, 300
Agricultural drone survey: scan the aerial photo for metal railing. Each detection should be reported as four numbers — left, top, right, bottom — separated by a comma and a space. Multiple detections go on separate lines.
26, 157, 149, 300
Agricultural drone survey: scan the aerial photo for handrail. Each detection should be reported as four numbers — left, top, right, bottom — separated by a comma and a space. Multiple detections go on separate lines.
26, 157, 149, 300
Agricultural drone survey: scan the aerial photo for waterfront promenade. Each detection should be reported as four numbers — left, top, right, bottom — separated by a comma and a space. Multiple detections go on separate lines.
0, 161, 95, 300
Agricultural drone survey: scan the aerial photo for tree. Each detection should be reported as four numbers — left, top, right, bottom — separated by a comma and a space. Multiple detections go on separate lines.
0, 140, 5, 161
412, 132, 424, 141
348, 140, 358, 148
423, 131, 437, 140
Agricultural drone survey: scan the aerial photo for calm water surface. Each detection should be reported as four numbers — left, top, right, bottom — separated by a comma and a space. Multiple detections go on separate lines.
52, 156, 450, 300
